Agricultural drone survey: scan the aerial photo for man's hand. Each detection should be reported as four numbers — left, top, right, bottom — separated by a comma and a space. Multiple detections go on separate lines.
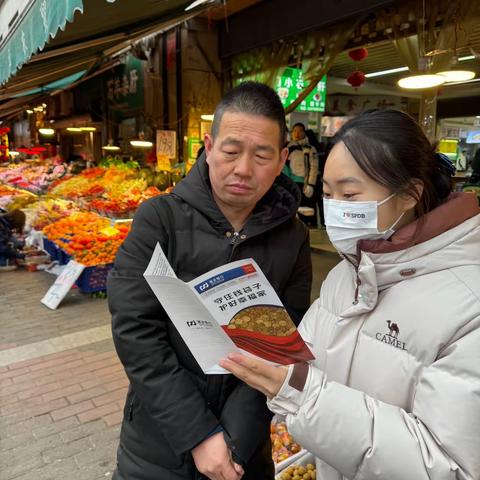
192, 431, 244, 480
303, 184, 314, 198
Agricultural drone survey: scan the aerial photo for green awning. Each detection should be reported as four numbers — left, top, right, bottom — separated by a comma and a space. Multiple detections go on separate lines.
0, 0, 84, 85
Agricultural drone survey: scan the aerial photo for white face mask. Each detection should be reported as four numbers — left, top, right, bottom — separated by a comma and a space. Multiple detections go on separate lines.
323, 193, 405, 255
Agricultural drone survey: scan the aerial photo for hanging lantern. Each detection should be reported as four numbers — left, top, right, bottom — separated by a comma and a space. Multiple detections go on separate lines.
347, 71, 366, 88
348, 48, 368, 62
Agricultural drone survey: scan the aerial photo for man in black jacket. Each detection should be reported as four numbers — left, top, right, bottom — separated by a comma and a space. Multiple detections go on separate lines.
108, 82, 312, 480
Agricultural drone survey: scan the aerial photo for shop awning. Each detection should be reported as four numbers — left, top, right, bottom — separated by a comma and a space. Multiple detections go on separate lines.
0, 0, 84, 85
0, 0, 207, 99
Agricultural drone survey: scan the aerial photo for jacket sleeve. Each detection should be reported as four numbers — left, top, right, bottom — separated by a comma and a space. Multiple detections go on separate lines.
108, 200, 220, 455
306, 146, 319, 187
268, 316, 480, 480
220, 224, 313, 465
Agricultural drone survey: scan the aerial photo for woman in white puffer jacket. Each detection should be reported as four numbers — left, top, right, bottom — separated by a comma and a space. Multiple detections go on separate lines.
221, 110, 480, 480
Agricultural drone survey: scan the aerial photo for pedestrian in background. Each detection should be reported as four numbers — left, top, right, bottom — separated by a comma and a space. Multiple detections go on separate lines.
284, 123, 318, 226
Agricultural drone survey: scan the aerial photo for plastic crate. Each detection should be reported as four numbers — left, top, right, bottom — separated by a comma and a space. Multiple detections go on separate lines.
42, 238, 59, 261
76, 263, 113, 293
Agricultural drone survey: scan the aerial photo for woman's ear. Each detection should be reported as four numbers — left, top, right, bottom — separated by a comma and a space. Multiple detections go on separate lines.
401, 179, 424, 211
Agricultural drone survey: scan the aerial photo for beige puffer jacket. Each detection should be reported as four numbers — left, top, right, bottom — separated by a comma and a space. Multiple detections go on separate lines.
268, 193, 480, 480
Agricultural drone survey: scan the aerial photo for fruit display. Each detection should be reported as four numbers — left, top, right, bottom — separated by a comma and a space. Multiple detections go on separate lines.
0, 160, 68, 193
50, 166, 165, 218
278, 462, 316, 480
271, 421, 302, 464
0, 184, 37, 211
42, 212, 130, 266
24, 198, 79, 231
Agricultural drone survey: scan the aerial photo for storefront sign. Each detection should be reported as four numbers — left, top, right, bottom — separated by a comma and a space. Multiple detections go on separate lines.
188, 138, 203, 159
276, 68, 326, 112
466, 131, 480, 144
326, 95, 407, 116
41, 261, 85, 310
156, 130, 177, 159
106, 54, 144, 110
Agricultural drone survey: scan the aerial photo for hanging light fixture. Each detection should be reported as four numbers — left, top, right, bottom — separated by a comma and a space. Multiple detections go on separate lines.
66, 127, 82, 132
398, 74, 446, 89
38, 127, 55, 136
437, 70, 476, 82
201, 114, 214, 121
102, 139, 121, 152
80, 127, 97, 132
130, 132, 153, 148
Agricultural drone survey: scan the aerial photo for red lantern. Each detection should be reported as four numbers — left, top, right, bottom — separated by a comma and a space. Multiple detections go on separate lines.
347, 71, 366, 88
348, 48, 368, 62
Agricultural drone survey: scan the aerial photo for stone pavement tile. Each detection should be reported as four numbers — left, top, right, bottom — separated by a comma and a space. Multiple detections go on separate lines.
88, 424, 121, 448
50, 399, 95, 421
92, 387, 128, 408
0, 413, 52, 436
59, 419, 106, 443
33, 415, 80, 440
0, 430, 35, 452
104, 410, 123, 428
77, 401, 120, 424
0, 453, 45, 480
42, 436, 93, 463
74, 438, 119, 467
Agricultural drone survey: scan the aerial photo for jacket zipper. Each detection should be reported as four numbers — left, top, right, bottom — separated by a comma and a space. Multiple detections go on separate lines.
344, 254, 361, 305
230, 231, 240, 245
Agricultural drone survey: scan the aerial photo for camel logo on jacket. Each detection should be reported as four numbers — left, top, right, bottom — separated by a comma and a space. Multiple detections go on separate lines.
375, 320, 407, 351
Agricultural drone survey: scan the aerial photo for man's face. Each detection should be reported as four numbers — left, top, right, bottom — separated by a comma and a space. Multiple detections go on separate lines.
292, 125, 305, 141
205, 112, 287, 213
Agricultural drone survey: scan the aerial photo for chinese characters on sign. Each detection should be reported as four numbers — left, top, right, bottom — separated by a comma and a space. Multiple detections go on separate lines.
213, 282, 266, 312
107, 69, 139, 102
276, 68, 327, 113
156, 130, 177, 159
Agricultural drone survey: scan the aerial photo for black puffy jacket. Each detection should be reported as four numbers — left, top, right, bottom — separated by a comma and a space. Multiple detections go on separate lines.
108, 154, 312, 479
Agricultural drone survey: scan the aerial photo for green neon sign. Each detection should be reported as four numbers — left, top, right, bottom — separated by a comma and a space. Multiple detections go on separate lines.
276, 68, 326, 112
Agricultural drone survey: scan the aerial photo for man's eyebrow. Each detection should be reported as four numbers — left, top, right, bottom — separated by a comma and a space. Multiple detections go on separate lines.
322, 177, 363, 186
220, 137, 243, 148
255, 144, 276, 154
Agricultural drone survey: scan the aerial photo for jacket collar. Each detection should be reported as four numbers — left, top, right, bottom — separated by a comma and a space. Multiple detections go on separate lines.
340, 193, 480, 315
172, 152, 301, 233
360, 192, 480, 255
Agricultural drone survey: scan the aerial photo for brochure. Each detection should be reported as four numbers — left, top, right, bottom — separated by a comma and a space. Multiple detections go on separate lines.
144, 243, 314, 374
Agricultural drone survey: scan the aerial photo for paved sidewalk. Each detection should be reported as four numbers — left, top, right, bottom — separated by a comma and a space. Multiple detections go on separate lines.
0, 270, 125, 480
0, 250, 339, 479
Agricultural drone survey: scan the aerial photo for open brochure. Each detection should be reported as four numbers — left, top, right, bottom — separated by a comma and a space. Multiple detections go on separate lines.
144, 243, 314, 374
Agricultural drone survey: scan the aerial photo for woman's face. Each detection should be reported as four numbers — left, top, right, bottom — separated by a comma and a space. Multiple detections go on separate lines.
322, 141, 417, 231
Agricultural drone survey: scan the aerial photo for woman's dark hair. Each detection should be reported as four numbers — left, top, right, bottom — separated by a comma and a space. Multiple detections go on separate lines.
332, 109, 453, 217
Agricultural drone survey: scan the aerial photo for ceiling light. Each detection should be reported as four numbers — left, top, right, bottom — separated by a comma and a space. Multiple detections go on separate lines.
130, 139, 153, 148
26, 109, 33, 114
66, 127, 82, 132
38, 128, 55, 136
459, 55, 476, 61
185, 0, 215, 11
80, 127, 96, 132
398, 74, 446, 89
102, 140, 121, 151
365, 66, 409, 78
437, 70, 475, 83
9, 151, 20, 157
201, 114, 214, 121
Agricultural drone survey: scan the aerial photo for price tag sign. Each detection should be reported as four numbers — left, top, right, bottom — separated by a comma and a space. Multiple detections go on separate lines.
41, 261, 85, 310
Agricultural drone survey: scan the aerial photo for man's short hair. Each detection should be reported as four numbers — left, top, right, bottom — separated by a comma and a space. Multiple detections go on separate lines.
211, 82, 287, 148
292, 122, 306, 131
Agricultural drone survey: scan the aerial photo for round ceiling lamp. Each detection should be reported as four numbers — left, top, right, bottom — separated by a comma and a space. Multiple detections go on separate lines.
102, 140, 121, 151
437, 70, 476, 82
38, 128, 55, 136
398, 74, 446, 89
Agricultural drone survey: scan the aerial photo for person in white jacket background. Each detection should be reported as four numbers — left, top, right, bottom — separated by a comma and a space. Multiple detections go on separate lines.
221, 109, 480, 480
